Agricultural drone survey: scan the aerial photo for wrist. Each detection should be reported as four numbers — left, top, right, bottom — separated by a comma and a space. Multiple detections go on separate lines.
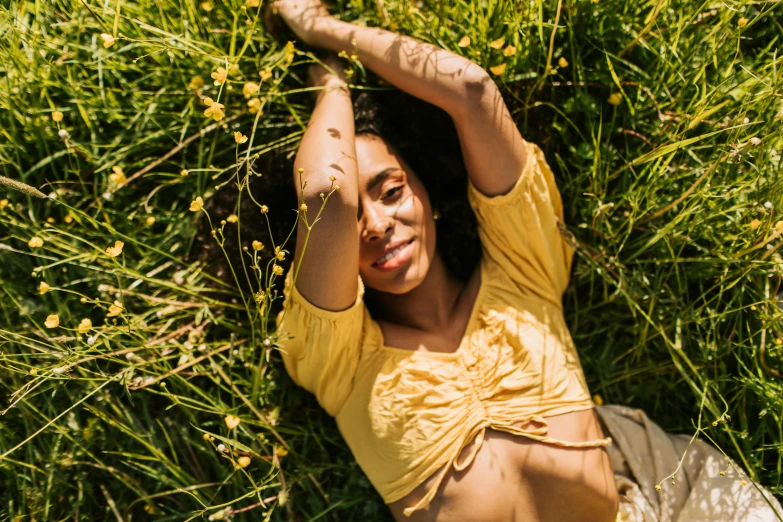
314, 79, 350, 102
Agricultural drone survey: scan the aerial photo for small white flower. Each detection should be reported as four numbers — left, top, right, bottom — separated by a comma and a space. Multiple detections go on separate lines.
87, 336, 96, 346
216, 443, 226, 453
743, 117, 750, 124
102, 191, 114, 201
764, 201, 773, 210
263, 338, 271, 346
53, 366, 66, 374
198, 344, 208, 352
48, 192, 58, 200
749, 137, 761, 146
58, 129, 69, 139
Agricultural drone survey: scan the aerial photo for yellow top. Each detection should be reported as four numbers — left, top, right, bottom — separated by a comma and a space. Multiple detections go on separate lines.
275, 140, 611, 517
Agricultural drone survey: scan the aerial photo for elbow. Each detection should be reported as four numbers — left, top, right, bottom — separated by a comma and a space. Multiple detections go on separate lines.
451, 66, 499, 118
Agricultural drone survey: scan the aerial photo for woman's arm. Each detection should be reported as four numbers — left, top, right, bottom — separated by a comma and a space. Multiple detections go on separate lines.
290, 56, 360, 312
275, 0, 528, 198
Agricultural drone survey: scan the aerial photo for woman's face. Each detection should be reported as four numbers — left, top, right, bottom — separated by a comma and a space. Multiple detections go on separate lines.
355, 134, 436, 295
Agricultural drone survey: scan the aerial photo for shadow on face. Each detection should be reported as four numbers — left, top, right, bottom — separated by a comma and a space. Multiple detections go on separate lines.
355, 134, 438, 296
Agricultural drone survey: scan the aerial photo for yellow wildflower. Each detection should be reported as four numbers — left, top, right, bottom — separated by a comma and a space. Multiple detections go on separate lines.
775, 221, 783, 233
252, 240, 264, 251
45, 314, 60, 328
737, 17, 748, 28
201, 1, 213, 11
246, 0, 260, 6
188, 76, 205, 90
64, 215, 73, 223
260, 205, 268, 214
299, 203, 308, 212
243, 82, 260, 98
254, 290, 266, 303
457, 36, 471, 48
29, 237, 44, 248
77, 318, 92, 334
190, 197, 204, 212
277, 445, 289, 457
284, 41, 295, 66
180, 169, 188, 176
0, 199, 8, 209
608, 93, 623, 106
272, 264, 283, 276
39, 281, 50, 294
203, 97, 225, 121
503, 45, 516, 57
740, 480, 747, 486
211, 67, 227, 86
100, 33, 116, 48
237, 456, 251, 468
234, 131, 248, 144
52, 110, 64, 122
106, 240, 124, 258
750, 219, 761, 230
109, 166, 126, 186
226, 214, 238, 223
329, 175, 336, 181
489, 37, 505, 49
275, 246, 285, 261
592, 394, 604, 406
489, 63, 507, 75
46, 217, 55, 223
107, 300, 123, 317
224, 415, 241, 429
558, 56, 569, 68
655, 484, 661, 491
259, 68, 273, 82
247, 98, 263, 115
146, 216, 156, 226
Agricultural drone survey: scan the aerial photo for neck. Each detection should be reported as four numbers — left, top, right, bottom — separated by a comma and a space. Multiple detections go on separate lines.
368, 254, 466, 334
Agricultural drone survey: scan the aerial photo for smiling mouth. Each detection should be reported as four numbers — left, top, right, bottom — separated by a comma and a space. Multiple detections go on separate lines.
372, 239, 415, 267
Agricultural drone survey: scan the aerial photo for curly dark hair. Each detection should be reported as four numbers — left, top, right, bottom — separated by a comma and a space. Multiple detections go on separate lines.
192, 85, 482, 317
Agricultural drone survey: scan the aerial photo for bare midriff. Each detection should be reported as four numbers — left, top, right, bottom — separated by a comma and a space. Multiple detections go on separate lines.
386, 409, 619, 522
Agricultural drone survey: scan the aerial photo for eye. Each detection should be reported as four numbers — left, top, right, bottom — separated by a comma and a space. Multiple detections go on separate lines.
381, 185, 403, 200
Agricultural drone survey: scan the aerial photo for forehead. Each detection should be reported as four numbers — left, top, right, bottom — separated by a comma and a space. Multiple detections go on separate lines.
355, 134, 402, 181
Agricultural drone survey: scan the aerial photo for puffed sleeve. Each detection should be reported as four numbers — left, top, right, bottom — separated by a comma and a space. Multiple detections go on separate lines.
274, 268, 367, 417
467, 140, 575, 307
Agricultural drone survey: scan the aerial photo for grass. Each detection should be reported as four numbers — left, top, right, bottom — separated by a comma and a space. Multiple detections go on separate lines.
1, 0, 782, 520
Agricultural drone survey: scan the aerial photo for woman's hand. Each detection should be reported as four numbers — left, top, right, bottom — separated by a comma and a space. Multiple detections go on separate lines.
272, 0, 331, 47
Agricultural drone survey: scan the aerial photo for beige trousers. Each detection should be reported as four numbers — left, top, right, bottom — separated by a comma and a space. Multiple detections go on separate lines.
594, 405, 783, 522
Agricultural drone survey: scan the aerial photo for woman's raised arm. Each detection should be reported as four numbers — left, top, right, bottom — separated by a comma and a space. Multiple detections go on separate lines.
289, 56, 360, 312
274, 0, 529, 198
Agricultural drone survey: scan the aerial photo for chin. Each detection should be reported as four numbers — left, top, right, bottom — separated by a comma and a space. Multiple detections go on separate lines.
363, 263, 427, 296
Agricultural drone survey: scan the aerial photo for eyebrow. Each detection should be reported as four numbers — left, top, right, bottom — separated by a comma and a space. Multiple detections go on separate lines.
358, 167, 401, 220
366, 167, 400, 193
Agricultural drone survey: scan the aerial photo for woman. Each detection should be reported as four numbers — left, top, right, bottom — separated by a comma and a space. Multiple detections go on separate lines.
270, 1, 783, 521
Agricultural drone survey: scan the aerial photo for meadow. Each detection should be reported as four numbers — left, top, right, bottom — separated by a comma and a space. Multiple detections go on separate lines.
1, 0, 782, 520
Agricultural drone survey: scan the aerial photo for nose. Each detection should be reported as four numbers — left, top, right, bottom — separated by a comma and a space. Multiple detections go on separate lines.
360, 202, 394, 242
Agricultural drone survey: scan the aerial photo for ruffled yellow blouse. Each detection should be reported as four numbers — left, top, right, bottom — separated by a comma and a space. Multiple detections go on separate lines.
275, 140, 611, 517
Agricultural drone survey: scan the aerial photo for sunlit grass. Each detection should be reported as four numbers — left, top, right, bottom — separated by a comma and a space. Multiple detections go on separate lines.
1, 0, 782, 520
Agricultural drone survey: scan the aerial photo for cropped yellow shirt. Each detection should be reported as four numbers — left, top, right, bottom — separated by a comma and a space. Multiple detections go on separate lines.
275, 140, 611, 517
